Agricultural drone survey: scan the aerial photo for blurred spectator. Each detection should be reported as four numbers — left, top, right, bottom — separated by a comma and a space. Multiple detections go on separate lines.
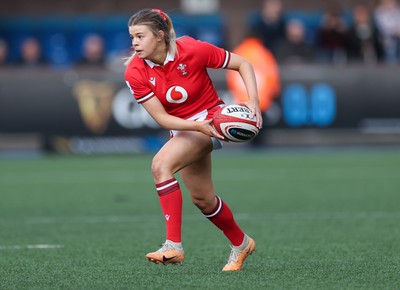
316, 4, 349, 64
17, 37, 47, 67
373, 0, 400, 64
275, 19, 316, 64
250, 0, 286, 56
346, 3, 384, 64
76, 34, 106, 68
0, 39, 9, 67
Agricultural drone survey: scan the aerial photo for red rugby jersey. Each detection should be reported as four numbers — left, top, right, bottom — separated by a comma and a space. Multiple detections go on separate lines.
124, 36, 229, 119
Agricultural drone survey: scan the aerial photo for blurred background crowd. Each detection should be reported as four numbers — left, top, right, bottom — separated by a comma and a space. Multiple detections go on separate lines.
1, 0, 400, 154
1, 0, 400, 70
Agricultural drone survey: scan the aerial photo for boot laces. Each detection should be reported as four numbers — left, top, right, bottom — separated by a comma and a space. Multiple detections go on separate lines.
227, 245, 239, 265
157, 242, 175, 253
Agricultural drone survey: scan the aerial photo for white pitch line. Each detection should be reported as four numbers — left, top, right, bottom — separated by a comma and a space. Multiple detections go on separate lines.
0, 244, 63, 250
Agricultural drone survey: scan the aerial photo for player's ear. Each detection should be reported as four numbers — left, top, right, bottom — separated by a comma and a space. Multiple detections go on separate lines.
156, 30, 165, 42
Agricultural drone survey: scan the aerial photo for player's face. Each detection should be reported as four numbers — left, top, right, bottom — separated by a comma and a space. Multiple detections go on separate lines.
129, 25, 161, 60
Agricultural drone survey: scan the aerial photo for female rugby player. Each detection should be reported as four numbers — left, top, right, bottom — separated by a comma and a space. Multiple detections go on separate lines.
124, 8, 262, 271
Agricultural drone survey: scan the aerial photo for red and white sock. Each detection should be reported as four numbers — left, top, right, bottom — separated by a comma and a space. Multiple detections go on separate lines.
156, 178, 182, 243
203, 196, 245, 246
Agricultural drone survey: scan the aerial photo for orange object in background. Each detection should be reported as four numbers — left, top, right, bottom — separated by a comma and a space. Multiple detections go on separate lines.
226, 37, 281, 112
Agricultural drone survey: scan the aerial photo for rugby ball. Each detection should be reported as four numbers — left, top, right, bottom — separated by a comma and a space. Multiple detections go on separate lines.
212, 104, 259, 142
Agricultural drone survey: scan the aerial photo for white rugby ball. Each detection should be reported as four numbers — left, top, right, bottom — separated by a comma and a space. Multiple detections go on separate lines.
212, 104, 259, 142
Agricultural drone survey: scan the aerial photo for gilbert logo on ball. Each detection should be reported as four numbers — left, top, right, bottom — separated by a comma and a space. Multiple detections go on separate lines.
212, 105, 259, 142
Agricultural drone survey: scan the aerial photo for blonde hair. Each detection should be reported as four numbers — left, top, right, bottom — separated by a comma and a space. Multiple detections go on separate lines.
124, 9, 177, 65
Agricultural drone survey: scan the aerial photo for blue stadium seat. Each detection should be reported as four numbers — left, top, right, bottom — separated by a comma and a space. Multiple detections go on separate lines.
170, 13, 192, 38
69, 16, 103, 62
0, 13, 228, 66
39, 17, 73, 67
190, 15, 225, 47
101, 15, 132, 56
310, 83, 336, 127
1, 17, 41, 62
282, 84, 309, 127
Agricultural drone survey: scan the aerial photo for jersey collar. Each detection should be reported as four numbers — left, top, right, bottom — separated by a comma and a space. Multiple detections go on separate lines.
144, 52, 175, 68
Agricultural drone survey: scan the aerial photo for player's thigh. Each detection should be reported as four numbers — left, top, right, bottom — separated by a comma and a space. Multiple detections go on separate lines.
152, 131, 213, 180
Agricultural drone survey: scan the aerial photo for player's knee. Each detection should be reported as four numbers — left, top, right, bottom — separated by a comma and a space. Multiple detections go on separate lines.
151, 155, 163, 179
151, 154, 171, 180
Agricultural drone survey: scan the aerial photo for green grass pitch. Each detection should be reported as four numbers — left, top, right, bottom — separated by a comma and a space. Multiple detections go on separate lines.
1, 148, 400, 289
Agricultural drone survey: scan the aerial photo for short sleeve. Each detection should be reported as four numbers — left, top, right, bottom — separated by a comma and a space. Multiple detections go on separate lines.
124, 64, 154, 104
195, 39, 230, 69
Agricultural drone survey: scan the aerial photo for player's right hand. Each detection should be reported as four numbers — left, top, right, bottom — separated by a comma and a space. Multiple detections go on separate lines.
196, 119, 225, 140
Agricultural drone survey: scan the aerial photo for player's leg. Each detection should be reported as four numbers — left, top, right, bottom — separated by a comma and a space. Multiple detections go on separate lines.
180, 154, 256, 271
180, 155, 244, 244
146, 131, 213, 265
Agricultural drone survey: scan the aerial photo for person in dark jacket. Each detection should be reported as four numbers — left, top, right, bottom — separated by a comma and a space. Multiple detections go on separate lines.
347, 3, 384, 63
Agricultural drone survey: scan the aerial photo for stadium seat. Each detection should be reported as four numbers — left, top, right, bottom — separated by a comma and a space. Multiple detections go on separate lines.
169, 13, 192, 38
0, 13, 228, 65
69, 16, 103, 62
282, 83, 309, 127
101, 15, 132, 56
39, 17, 73, 67
1, 17, 41, 62
190, 14, 225, 47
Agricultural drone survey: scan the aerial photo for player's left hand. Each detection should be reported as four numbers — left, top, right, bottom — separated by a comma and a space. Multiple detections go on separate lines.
239, 101, 263, 129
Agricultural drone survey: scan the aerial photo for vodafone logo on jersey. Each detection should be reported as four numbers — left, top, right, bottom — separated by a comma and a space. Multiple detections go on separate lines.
166, 86, 188, 104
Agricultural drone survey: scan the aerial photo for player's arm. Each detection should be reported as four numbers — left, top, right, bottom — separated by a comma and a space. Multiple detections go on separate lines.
226, 53, 263, 129
141, 97, 225, 139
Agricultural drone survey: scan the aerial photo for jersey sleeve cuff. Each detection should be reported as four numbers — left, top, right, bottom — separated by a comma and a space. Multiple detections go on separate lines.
137, 91, 155, 103
221, 50, 230, 69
